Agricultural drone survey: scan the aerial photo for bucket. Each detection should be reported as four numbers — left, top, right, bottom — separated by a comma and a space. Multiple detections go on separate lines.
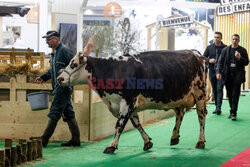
27, 91, 50, 111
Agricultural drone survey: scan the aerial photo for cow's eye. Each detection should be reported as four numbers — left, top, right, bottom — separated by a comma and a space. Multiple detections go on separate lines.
79, 56, 84, 64
70, 60, 78, 69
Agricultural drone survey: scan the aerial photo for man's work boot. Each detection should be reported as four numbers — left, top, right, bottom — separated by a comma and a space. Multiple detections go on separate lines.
213, 109, 221, 115
216, 110, 221, 115
30, 119, 58, 147
61, 118, 80, 147
231, 115, 237, 121
212, 109, 218, 114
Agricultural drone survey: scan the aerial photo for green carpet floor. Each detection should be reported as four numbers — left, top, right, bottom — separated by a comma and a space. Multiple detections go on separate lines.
2, 92, 250, 167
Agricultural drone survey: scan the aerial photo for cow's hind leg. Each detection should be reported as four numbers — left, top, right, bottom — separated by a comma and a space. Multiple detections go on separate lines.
103, 99, 134, 154
130, 113, 153, 151
195, 99, 207, 149
170, 108, 185, 146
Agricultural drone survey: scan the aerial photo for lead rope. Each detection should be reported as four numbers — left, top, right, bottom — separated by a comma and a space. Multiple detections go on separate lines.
63, 63, 85, 87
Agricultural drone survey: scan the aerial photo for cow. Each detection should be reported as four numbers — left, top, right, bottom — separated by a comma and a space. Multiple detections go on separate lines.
57, 42, 208, 154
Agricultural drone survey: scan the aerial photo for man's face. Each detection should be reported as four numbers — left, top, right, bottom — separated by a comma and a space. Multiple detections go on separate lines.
232, 36, 239, 46
213, 34, 222, 44
13, 34, 19, 41
46, 36, 58, 48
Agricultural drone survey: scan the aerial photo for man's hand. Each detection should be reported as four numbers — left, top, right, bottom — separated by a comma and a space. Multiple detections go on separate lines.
33, 77, 44, 84
209, 58, 216, 63
216, 74, 221, 80
58, 69, 64, 74
235, 51, 241, 59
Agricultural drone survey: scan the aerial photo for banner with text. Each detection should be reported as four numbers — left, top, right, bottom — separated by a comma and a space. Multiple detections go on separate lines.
217, 0, 250, 16
159, 15, 194, 27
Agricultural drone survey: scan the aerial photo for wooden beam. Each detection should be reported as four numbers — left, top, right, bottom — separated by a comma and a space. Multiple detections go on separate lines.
0, 149, 4, 167
204, 28, 208, 52
193, 20, 210, 29
10, 147, 17, 167
5, 148, 11, 167
5, 139, 12, 148
146, 22, 156, 28
147, 27, 152, 51
160, 27, 168, 50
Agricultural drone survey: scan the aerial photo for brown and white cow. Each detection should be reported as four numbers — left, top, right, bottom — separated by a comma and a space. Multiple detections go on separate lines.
57, 45, 208, 154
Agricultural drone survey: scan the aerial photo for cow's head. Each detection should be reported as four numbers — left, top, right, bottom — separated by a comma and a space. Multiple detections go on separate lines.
57, 36, 94, 86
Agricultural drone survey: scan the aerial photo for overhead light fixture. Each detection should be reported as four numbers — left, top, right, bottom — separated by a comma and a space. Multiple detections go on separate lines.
26, 7, 39, 24
103, 2, 122, 18
84, 9, 93, 15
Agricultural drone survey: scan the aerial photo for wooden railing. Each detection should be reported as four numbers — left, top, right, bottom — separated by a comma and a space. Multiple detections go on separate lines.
0, 74, 91, 141
0, 48, 46, 69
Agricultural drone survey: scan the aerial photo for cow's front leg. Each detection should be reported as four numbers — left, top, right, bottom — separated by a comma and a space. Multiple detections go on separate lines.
171, 108, 185, 146
130, 113, 153, 151
195, 99, 207, 149
103, 99, 134, 154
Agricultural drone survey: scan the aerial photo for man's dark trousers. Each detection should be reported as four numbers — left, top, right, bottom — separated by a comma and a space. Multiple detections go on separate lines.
209, 70, 223, 111
225, 74, 241, 116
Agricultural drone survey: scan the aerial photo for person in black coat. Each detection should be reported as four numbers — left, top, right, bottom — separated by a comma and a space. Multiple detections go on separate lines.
216, 34, 249, 120
203, 32, 227, 115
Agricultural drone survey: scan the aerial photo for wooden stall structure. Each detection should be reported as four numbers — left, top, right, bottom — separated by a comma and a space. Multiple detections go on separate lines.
0, 48, 46, 70
0, 74, 91, 141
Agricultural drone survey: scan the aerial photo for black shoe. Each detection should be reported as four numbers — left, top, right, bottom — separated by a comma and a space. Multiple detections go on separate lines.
212, 110, 218, 114
61, 140, 80, 147
231, 116, 237, 121
216, 110, 221, 115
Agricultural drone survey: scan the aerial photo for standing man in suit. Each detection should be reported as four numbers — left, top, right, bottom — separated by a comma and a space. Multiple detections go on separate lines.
216, 34, 249, 120
204, 32, 227, 115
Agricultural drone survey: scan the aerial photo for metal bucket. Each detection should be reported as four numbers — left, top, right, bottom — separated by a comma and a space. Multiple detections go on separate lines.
27, 91, 49, 111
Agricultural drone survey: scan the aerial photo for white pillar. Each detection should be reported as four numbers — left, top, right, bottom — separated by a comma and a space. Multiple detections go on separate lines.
77, 0, 88, 52
0, 17, 2, 47
38, 0, 52, 54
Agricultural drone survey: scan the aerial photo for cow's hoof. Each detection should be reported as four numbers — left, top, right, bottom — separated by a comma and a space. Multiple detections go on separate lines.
143, 141, 153, 151
170, 138, 179, 145
195, 141, 205, 149
103, 146, 116, 154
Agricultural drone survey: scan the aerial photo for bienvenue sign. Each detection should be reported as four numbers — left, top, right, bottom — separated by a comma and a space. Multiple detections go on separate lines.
159, 15, 194, 27
217, 0, 250, 16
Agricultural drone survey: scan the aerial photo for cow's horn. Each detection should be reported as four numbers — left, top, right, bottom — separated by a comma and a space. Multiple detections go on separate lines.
83, 36, 94, 56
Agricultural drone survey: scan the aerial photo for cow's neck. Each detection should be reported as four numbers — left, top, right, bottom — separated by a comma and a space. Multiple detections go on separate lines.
86, 56, 121, 98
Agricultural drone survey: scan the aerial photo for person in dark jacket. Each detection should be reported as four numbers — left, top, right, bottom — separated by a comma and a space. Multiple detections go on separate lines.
204, 32, 227, 115
30, 31, 80, 147
216, 34, 249, 121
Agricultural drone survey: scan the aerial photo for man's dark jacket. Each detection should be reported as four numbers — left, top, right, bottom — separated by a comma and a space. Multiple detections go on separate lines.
216, 45, 249, 84
40, 43, 73, 89
203, 42, 227, 72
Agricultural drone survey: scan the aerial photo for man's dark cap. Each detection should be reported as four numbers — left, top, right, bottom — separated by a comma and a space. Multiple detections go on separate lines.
42, 30, 60, 38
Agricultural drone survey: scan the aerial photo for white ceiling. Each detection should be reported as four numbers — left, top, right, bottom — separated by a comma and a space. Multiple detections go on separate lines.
86, 0, 219, 9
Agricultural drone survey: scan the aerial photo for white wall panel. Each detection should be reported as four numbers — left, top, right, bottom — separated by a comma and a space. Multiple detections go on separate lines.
52, 0, 79, 14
